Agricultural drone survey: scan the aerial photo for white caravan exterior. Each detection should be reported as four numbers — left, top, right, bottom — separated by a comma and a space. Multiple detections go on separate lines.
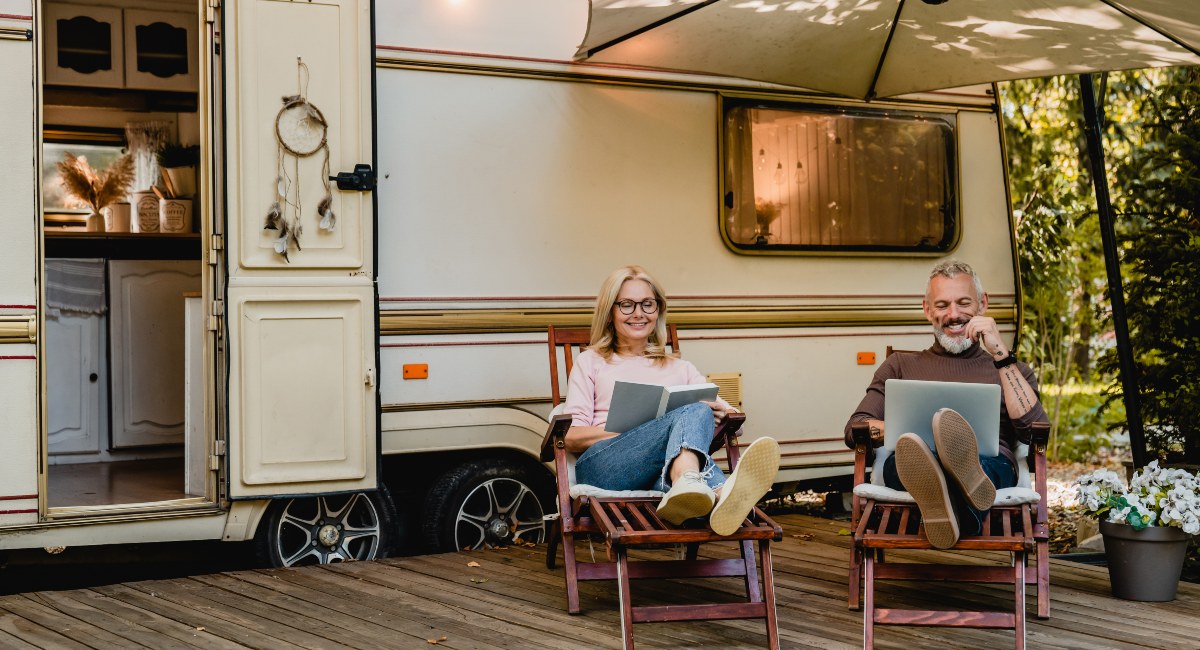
0, 0, 1022, 562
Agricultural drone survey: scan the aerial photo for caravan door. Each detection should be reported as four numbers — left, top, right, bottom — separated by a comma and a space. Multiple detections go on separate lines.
222, 0, 377, 498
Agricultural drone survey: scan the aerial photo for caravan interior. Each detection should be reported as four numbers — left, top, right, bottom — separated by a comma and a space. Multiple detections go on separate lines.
40, 0, 208, 513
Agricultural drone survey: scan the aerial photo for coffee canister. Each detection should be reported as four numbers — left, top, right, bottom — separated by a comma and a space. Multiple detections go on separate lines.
159, 198, 192, 233
133, 191, 160, 233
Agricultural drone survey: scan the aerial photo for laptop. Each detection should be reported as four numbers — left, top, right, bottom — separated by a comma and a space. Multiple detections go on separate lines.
883, 378, 1002, 456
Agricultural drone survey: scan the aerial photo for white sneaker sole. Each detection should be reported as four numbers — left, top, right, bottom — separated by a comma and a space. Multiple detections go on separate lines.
709, 438, 780, 536
657, 490, 716, 525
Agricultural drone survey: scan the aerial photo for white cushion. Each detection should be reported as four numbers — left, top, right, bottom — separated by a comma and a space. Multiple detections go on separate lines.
865, 441, 1039, 506
853, 483, 915, 503
570, 484, 665, 499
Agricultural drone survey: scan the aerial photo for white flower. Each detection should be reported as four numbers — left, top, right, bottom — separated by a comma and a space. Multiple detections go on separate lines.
1075, 463, 1200, 532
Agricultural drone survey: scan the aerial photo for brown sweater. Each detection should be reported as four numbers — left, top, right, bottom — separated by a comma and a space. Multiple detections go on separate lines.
844, 340, 1049, 467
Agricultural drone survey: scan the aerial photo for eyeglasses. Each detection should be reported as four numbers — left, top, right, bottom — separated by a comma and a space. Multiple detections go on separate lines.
614, 298, 659, 315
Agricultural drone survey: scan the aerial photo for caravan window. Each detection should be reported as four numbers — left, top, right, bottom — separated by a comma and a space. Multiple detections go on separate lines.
721, 100, 957, 254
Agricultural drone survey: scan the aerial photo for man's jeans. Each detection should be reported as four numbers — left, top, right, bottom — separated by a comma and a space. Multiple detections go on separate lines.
575, 402, 725, 492
883, 452, 1016, 536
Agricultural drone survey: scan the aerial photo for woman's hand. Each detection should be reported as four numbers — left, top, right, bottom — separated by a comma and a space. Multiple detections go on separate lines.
701, 400, 739, 425
564, 425, 618, 454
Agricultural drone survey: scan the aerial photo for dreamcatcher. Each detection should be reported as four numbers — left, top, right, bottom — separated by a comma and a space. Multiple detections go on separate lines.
265, 58, 336, 261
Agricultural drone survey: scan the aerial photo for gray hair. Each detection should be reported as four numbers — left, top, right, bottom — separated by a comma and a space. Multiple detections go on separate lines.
927, 260, 985, 299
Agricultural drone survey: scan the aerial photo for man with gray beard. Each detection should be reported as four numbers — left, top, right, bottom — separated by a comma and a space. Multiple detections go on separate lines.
844, 260, 1048, 548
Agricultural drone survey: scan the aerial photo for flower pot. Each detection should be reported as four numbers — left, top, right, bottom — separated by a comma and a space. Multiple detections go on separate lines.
1100, 520, 1190, 601
162, 165, 196, 198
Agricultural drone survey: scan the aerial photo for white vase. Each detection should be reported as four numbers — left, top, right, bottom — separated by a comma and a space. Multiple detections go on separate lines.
85, 211, 105, 233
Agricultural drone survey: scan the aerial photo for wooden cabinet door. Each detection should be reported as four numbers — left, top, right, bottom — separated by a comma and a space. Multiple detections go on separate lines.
45, 312, 105, 455
43, 3, 124, 87
108, 260, 201, 449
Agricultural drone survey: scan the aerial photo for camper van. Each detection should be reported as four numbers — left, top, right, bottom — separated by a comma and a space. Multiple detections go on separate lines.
0, 0, 1022, 566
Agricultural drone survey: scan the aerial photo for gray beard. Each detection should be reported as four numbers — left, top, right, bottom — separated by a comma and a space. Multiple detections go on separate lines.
933, 323, 975, 355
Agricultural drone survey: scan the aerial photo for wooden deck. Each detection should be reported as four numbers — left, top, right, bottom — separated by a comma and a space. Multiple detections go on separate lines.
1, 512, 1197, 649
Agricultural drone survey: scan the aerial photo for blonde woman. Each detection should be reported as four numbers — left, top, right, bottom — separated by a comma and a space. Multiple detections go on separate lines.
564, 265, 780, 535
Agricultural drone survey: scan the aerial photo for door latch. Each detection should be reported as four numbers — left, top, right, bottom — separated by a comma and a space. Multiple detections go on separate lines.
330, 164, 376, 192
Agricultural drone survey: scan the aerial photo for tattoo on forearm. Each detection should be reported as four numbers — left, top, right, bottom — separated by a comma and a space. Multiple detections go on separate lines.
1003, 367, 1034, 412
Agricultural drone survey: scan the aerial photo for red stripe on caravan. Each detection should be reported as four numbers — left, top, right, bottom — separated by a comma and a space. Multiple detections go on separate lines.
0, 494, 37, 501
0, 356, 36, 360
0, 509, 37, 515
0, 14, 34, 20
0, 305, 36, 309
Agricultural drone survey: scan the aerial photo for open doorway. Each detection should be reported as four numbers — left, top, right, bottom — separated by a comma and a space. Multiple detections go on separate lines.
40, 0, 209, 510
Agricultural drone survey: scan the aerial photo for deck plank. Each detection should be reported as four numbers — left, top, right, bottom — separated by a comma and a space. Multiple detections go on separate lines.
0, 513, 1196, 649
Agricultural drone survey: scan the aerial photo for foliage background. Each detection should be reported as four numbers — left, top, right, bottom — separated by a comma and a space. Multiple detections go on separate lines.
999, 68, 1200, 465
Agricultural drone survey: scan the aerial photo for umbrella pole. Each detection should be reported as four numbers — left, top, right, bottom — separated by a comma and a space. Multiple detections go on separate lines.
1078, 73, 1148, 468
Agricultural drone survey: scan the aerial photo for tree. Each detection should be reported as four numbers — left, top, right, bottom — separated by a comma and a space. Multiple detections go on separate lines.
1107, 67, 1200, 462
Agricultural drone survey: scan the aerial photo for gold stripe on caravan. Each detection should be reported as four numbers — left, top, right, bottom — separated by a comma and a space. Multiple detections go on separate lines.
0, 27, 32, 41
379, 304, 1017, 336
0, 316, 36, 344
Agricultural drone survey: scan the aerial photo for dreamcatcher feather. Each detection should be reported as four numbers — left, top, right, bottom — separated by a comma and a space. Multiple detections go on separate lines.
265, 59, 336, 262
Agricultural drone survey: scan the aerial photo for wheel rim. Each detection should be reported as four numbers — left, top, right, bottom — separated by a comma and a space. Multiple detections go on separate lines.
453, 478, 545, 551
273, 493, 382, 567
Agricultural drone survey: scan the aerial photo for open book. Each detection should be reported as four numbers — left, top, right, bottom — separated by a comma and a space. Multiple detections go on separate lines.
604, 381, 720, 433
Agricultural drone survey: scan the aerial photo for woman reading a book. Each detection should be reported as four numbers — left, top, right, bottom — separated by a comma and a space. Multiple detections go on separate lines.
563, 265, 780, 534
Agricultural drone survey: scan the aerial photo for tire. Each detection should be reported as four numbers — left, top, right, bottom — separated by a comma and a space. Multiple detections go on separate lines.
422, 459, 549, 552
255, 486, 400, 568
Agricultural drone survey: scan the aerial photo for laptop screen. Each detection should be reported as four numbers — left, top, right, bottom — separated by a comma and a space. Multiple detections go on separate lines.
882, 378, 1002, 456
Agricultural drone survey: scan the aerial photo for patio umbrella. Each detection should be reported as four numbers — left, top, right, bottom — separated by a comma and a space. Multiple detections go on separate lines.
576, 0, 1200, 100
577, 0, 1200, 466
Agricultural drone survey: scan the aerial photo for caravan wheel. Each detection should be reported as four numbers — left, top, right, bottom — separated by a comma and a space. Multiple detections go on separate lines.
422, 459, 549, 552
256, 488, 398, 568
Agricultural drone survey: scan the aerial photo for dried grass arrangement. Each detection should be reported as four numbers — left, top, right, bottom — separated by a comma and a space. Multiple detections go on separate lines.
56, 152, 135, 214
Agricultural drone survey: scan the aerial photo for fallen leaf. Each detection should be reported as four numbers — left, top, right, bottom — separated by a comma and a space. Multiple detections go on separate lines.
470, 577, 489, 584
194, 627, 205, 632
837, 528, 852, 536
791, 533, 814, 540
427, 636, 448, 644
467, 561, 481, 567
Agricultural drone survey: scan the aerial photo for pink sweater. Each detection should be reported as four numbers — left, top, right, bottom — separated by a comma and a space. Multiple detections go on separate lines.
564, 349, 723, 428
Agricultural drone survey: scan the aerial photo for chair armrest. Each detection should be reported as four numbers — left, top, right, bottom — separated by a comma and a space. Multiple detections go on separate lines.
539, 414, 574, 463
850, 421, 874, 528
709, 412, 747, 455
850, 422, 875, 471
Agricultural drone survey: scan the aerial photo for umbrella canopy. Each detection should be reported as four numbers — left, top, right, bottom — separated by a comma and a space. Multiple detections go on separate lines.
577, 0, 1200, 99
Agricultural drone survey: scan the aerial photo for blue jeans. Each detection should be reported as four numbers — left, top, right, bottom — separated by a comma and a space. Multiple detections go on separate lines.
575, 402, 726, 492
883, 452, 1016, 536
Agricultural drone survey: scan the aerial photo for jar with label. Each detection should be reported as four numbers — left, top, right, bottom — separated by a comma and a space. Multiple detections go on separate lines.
133, 191, 160, 233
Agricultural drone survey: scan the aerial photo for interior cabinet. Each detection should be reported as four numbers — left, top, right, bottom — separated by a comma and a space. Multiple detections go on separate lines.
108, 260, 201, 449
123, 9, 197, 91
43, 4, 197, 91
43, 3, 124, 88
46, 311, 108, 455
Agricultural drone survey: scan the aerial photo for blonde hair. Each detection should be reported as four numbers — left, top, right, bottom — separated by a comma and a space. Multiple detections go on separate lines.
588, 265, 670, 364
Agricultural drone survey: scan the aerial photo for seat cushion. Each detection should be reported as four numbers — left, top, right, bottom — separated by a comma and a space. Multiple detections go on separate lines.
853, 482, 1040, 506
570, 484, 665, 499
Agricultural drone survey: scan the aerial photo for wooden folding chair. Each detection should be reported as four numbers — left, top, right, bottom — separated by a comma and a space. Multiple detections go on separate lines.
846, 350, 1051, 650
540, 325, 783, 649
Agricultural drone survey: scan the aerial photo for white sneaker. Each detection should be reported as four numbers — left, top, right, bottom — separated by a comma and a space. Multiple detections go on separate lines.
709, 437, 780, 536
656, 471, 717, 525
